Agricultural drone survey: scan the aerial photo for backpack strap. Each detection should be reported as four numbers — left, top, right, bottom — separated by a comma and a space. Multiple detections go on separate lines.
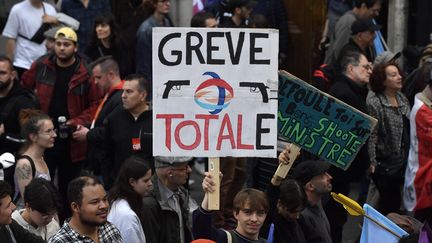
223, 229, 232, 243
13, 155, 36, 204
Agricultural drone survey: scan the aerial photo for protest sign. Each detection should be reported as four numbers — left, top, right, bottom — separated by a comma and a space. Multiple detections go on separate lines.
278, 71, 377, 170
153, 28, 279, 158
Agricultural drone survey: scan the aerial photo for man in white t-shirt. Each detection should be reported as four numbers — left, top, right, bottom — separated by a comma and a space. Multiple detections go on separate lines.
2, 0, 57, 78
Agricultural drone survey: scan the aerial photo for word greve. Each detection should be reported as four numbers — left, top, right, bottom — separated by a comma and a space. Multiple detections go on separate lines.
157, 31, 271, 66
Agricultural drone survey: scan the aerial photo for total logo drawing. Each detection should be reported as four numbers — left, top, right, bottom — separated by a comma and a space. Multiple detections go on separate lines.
194, 72, 234, 114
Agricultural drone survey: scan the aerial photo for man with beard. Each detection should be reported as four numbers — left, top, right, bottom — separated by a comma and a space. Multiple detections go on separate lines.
291, 160, 333, 243
0, 56, 38, 188
48, 176, 123, 242
21, 27, 103, 221
220, 0, 256, 28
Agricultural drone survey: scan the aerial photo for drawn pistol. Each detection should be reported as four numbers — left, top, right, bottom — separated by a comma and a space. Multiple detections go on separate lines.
162, 80, 190, 99
239, 82, 269, 103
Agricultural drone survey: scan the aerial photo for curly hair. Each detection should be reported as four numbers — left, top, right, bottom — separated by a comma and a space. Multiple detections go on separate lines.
370, 63, 403, 93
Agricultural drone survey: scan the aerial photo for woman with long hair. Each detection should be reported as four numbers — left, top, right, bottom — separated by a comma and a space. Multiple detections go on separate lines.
108, 154, 153, 243
14, 109, 56, 209
86, 12, 133, 77
368, 62, 410, 215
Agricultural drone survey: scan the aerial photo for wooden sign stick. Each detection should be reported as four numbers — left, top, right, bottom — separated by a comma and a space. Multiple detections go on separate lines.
274, 144, 301, 178
208, 157, 220, 210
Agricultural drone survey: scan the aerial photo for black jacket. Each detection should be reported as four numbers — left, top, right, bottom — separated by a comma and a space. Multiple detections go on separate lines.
338, 38, 376, 64
85, 43, 134, 78
0, 81, 38, 154
263, 184, 307, 243
328, 74, 371, 182
0, 220, 44, 243
102, 108, 152, 187
86, 88, 123, 173
142, 175, 192, 243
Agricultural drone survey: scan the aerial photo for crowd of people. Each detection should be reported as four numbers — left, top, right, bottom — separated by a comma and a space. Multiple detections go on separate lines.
0, 0, 431, 242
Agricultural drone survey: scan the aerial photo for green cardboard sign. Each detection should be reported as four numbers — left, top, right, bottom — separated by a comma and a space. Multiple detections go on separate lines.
278, 71, 377, 170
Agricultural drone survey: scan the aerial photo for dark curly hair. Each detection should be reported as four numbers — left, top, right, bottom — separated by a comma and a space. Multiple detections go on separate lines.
370, 63, 403, 93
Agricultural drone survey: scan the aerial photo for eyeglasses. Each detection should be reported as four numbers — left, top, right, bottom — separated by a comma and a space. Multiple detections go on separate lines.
39, 128, 57, 135
171, 165, 190, 173
359, 63, 372, 71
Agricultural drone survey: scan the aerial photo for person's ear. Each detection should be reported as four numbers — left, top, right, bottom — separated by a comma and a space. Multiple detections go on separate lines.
11, 70, 17, 80
276, 199, 284, 212
29, 133, 38, 143
70, 202, 80, 214
348, 64, 355, 73
233, 210, 239, 220
129, 178, 136, 187
140, 90, 147, 102
305, 181, 314, 191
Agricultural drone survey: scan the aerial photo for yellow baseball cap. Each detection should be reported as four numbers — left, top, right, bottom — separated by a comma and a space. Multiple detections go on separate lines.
55, 27, 78, 42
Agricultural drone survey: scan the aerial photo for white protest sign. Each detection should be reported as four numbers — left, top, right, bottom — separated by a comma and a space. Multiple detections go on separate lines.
153, 27, 279, 157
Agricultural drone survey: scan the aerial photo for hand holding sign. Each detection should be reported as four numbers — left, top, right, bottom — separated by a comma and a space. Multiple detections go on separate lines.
273, 143, 301, 179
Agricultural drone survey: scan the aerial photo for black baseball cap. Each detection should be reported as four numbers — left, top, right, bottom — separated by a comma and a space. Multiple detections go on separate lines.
291, 160, 330, 185
351, 18, 381, 35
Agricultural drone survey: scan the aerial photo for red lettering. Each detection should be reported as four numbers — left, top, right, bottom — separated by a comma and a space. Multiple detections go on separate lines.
196, 114, 218, 151
216, 113, 236, 150
156, 114, 184, 151
174, 121, 201, 150
237, 114, 254, 150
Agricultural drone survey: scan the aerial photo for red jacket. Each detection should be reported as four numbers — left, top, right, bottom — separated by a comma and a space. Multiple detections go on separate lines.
21, 54, 103, 162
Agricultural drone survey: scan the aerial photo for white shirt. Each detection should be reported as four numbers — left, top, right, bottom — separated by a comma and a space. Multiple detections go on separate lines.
2, 0, 56, 69
11, 209, 60, 240
108, 199, 146, 243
